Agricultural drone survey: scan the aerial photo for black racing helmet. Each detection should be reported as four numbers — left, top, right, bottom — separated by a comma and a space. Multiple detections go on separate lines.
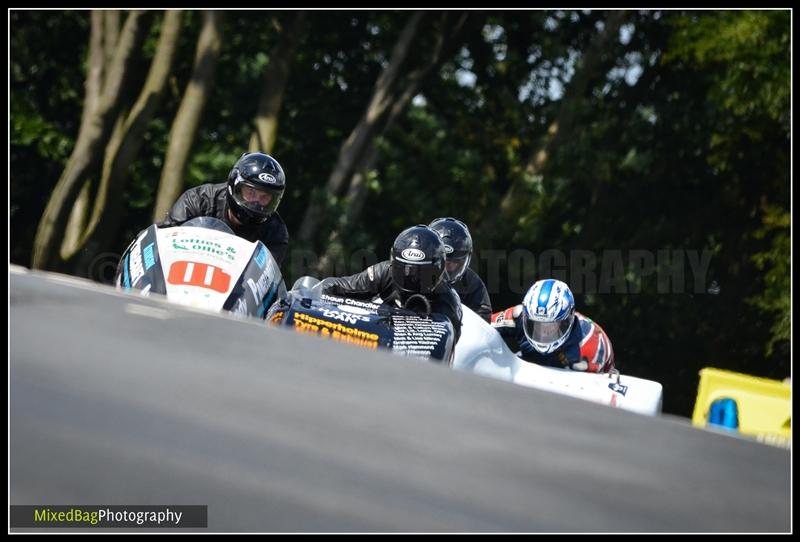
226, 152, 286, 226
389, 225, 446, 297
428, 217, 473, 283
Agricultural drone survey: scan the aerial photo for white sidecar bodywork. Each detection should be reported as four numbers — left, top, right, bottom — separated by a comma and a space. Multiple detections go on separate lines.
452, 306, 663, 416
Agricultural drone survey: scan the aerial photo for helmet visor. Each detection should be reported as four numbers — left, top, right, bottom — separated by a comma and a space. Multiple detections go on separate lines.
444, 255, 469, 283
231, 180, 277, 218
523, 315, 574, 345
392, 262, 443, 294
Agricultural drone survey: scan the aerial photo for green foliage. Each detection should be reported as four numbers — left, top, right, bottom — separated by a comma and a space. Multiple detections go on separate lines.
10, 10, 88, 264
664, 11, 790, 127
664, 10, 790, 362
10, 103, 74, 162
749, 204, 790, 356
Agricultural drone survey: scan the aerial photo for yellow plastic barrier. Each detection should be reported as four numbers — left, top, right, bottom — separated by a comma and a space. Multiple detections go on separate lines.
692, 367, 791, 448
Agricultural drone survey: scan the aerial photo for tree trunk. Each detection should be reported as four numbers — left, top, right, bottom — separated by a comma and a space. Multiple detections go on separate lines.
104, 10, 120, 71
314, 12, 477, 271
152, 11, 224, 223
248, 12, 306, 154
84, 11, 105, 123
61, 180, 93, 256
296, 11, 427, 244
61, 113, 125, 261
497, 11, 627, 223
31, 10, 149, 271
63, 9, 129, 258
66, 10, 184, 273
63, 12, 107, 255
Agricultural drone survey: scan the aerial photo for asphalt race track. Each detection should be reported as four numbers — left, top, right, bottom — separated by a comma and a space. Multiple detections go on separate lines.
9, 267, 792, 533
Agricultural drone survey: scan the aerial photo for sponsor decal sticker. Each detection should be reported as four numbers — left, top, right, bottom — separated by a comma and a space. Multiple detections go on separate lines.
171, 237, 237, 261
143, 243, 156, 271
336, 304, 372, 316
344, 297, 380, 310
401, 248, 426, 261
254, 245, 267, 269
167, 261, 231, 293
269, 310, 285, 324
231, 297, 248, 316
292, 312, 379, 349
609, 382, 629, 396
258, 172, 277, 184
122, 254, 131, 288
321, 308, 371, 325
129, 240, 145, 286
246, 268, 275, 309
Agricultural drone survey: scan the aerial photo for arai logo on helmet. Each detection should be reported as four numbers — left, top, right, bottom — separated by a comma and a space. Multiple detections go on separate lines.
258, 172, 277, 184
401, 248, 426, 261
443, 244, 454, 254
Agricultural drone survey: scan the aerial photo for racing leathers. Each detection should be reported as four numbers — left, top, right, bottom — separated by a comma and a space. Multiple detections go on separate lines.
157, 182, 289, 265
320, 260, 463, 344
491, 305, 615, 372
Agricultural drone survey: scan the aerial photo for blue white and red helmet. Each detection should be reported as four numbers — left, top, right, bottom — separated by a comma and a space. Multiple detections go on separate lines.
521, 279, 576, 354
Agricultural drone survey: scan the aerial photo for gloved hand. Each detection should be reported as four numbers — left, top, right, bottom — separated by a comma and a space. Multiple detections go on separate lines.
490, 304, 523, 329
569, 357, 590, 371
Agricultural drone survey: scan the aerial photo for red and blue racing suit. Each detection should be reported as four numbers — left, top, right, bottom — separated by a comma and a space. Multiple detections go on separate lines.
490, 305, 615, 373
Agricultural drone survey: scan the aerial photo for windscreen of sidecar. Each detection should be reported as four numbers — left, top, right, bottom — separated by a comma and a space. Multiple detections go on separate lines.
182, 216, 235, 235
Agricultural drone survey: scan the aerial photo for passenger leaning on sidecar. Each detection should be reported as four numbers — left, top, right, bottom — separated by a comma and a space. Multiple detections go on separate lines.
491, 278, 615, 373
319, 225, 463, 344
157, 152, 290, 266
